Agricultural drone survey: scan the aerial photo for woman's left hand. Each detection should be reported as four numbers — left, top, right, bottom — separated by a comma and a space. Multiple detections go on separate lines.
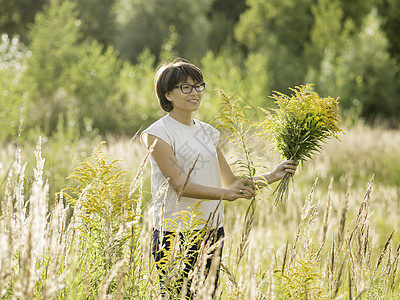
272, 157, 298, 181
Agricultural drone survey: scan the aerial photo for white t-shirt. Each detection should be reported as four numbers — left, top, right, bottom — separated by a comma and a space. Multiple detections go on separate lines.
141, 114, 224, 230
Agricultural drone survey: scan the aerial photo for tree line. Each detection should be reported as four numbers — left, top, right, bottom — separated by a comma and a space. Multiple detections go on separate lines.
0, 0, 399, 140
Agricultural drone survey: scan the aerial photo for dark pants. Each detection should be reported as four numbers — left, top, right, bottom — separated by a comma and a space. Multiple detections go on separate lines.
152, 227, 225, 299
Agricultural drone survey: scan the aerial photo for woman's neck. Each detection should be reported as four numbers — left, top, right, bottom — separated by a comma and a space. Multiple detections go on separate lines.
168, 111, 194, 126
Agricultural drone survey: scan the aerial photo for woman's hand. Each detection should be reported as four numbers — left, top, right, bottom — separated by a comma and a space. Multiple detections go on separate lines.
256, 158, 299, 186
223, 177, 257, 201
271, 157, 298, 181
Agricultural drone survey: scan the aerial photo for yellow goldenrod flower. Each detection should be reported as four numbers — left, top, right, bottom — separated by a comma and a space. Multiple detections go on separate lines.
258, 84, 344, 205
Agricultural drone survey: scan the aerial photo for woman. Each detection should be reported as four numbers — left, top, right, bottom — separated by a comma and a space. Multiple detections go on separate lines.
141, 59, 297, 297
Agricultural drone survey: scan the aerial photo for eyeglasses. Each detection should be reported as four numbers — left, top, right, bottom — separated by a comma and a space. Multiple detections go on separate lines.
174, 82, 205, 94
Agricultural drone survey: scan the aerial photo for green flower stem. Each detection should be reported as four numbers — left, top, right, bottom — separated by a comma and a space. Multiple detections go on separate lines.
273, 172, 292, 206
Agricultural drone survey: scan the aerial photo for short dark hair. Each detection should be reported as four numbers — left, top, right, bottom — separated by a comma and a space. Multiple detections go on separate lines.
155, 59, 204, 112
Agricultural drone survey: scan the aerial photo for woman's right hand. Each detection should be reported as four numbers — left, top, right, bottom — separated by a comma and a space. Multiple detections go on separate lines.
223, 178, 257, 201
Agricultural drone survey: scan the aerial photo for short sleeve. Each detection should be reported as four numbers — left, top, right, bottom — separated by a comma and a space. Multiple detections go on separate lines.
197, 121, 220, 147
141, 120, 172, 148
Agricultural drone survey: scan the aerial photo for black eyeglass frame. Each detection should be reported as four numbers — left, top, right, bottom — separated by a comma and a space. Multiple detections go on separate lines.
173, 82, 206, 94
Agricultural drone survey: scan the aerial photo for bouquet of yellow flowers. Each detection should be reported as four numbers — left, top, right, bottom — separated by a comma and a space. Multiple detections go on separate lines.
259, 84, 344, 205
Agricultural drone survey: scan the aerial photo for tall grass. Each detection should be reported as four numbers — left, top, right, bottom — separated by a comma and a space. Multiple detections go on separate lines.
0, 123, 399, 298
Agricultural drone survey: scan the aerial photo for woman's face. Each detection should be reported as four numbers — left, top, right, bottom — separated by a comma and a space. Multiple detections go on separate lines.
165, 76, 204, 113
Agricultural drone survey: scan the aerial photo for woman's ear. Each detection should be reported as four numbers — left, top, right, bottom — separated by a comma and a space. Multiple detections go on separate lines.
165, 92, 172, 101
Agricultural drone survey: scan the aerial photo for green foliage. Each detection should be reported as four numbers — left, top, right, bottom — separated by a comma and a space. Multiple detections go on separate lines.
214, 90, 258, 219
235, 0, 314, 92
67, 42, 128, 134
72, 0, 116, 46
234, 0, 400, 123
40, 112, 99, 200
2, 0, 400, 138
200, 49, 270, 122
310, 8, 399, 122
0, 0, 48, 43
341, 0, 374, 28
63, 141, 139, 239
305, 0, 345, 70
274, 254, 324, 299
118, 49, 159, 128
335, 9, 399, 121
114, 0, 213, 64
2, 0, 400, 128
207, 0, 247, 53
61, 141, 143, 297
200, 50, 244, 120
241, 52, 270, 109
235, 0, 314, 53
0, 34, 27, 141
24, 0, 81, 98
377, 0, 400, 61
21, 0, 82, 134
19, 0, 144, 136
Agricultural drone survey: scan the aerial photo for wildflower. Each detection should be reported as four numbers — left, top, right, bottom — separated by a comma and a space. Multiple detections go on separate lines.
259, 84, 344, 205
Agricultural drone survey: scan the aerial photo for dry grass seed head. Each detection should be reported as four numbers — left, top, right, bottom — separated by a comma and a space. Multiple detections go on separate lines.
336, 184, 350, 251
373, 231, 394, 278
321, 177, 333, 245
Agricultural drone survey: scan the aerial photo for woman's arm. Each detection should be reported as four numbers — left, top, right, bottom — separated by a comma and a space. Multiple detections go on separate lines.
215, 135, 297, 189
216, 140, 297, 191
216, 141, 257, 195
254, 158, 298, 188
216, 135, 298, 188
216, 144, 237, 188
145, 134, 255, 201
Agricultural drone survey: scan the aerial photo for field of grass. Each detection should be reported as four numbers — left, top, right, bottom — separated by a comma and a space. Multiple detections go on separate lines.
0, 123, 399, 299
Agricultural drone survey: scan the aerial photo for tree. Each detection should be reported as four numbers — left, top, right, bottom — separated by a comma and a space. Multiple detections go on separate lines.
0, 34, 29, 140
207, 0, 247, 54
315, 9, 399, 121
118, 48, 159, 130
340, 0, 374, 28
304, 0, 352, 95
200, 47, 270, 122
305, 0, 345, 69
0, 0, 48, 43
21, 0, 133, 135
377, 0, 400, 61
114, 0, 213, 64
21, 0, 82, 133
234, 0, 315, 92
72, 0, 117, 46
